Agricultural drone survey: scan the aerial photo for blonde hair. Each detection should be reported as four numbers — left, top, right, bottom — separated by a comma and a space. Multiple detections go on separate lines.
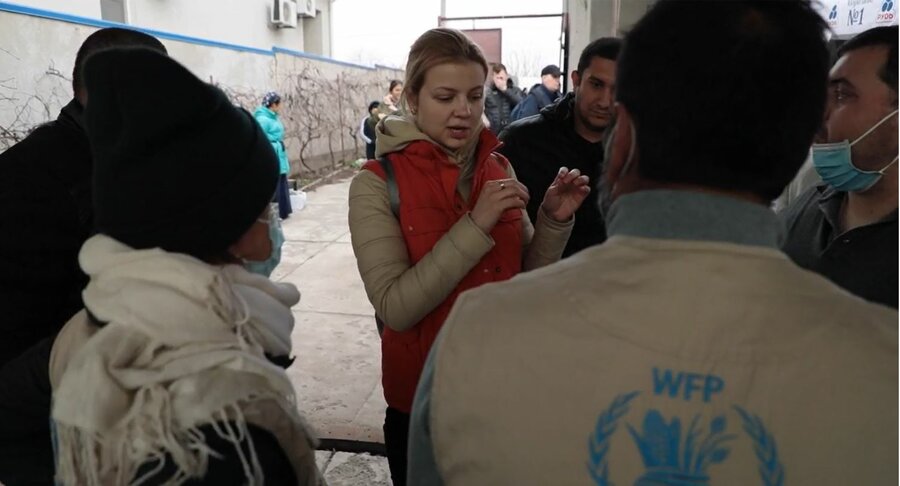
403, 28, 489, 183
402, 28, 489, 110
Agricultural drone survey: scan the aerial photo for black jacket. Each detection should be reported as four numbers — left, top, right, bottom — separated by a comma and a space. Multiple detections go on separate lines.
0, 99, 93, 485
0, 99, 92, 367
498, 92, 606, 257
484, 83, 524, 135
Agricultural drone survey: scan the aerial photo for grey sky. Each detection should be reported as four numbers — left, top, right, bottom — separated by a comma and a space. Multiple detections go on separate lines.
332, 0, 565, 87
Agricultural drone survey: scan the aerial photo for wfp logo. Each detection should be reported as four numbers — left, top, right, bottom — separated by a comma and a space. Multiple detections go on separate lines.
628, 411, 735, 486
877, 0, 895, 21
587, 370, 785, 486
586, 392, 784, 486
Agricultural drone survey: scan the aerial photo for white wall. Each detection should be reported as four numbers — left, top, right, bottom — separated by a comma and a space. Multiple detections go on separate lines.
127, 0, 307, 51
565, 0, 652, 76
5, 0, 333, 53
10, 0, 100, 17
0, 11, 90, 145
0, 7, 400, 176
302, 0, 332, 57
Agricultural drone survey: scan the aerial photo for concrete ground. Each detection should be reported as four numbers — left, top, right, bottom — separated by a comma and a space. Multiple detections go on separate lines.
273, 176, 393, 484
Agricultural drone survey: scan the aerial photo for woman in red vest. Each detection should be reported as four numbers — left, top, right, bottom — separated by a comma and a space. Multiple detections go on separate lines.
348, 27, 590, 484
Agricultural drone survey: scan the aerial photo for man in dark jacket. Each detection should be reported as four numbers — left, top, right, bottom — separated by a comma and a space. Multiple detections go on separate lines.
499, 39, 620, 257
484, 63, 525, 134
511, 64, 562, 121
0, 28, 167, 485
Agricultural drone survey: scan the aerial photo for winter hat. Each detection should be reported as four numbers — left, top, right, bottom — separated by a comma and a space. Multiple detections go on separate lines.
262, 91, 281, 107
541, 64, 562, 77
84, 47, 278, 258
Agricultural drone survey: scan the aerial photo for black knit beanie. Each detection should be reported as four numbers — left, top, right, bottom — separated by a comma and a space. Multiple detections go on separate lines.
83, 47, 278, 258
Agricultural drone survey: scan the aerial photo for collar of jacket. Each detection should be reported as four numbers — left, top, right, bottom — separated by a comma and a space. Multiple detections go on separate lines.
401, 127, 502, 168
539, 91, 575, 121
58, 98, 87, 134
816, 184, 898, 229
607, 189, 782, 248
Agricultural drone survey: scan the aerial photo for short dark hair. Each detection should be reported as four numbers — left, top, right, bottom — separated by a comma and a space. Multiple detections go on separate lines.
73, 28, 166, 98
491, 63, 507, 74
389, 79, 403, 91
616, 0, 829, 200
838, 26, 898, 103
577, 37, 621, 74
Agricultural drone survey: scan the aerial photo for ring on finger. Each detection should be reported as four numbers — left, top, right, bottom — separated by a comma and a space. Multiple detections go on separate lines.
499, 182, 506, 189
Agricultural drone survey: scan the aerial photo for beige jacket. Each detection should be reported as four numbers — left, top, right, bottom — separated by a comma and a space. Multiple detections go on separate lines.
349, 116, 574, 332
414, 190, 898, 485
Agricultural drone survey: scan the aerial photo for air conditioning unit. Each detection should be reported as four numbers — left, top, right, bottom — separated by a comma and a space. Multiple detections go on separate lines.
271, 0, 298, 28
297, 0, 316, 18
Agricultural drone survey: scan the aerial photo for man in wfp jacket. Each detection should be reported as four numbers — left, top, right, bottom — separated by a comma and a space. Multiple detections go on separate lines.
408, 1, 898, 485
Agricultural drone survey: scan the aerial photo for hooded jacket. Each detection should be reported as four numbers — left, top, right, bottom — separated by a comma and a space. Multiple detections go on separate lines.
254, 106, 290, 175
349, 115, 574, 412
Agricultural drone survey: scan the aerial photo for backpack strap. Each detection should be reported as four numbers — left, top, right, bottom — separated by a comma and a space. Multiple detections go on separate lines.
375, 156, 399, 337
378, 156, 400, 219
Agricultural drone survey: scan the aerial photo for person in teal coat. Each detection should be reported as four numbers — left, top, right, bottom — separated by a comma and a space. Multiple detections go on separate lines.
254, 92, 292, 219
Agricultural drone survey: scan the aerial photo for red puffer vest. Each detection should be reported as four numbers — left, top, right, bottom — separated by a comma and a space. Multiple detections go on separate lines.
363, 129, 523, 413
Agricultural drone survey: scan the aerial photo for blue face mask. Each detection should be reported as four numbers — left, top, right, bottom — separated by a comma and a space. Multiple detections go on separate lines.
244, 208, 284, 277
812, 109, 898, 192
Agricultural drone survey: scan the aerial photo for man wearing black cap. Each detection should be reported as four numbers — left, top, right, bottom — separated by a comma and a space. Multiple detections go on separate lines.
0, 28, 167, 485
511, 64, 562, 121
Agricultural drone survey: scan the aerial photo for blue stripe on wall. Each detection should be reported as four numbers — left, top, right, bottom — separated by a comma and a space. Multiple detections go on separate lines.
273, 47, 375, 71
0, 1, 394, 70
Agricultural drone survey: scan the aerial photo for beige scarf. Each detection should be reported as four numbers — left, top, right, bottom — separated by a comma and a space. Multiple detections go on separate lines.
52, 235, 318, 485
